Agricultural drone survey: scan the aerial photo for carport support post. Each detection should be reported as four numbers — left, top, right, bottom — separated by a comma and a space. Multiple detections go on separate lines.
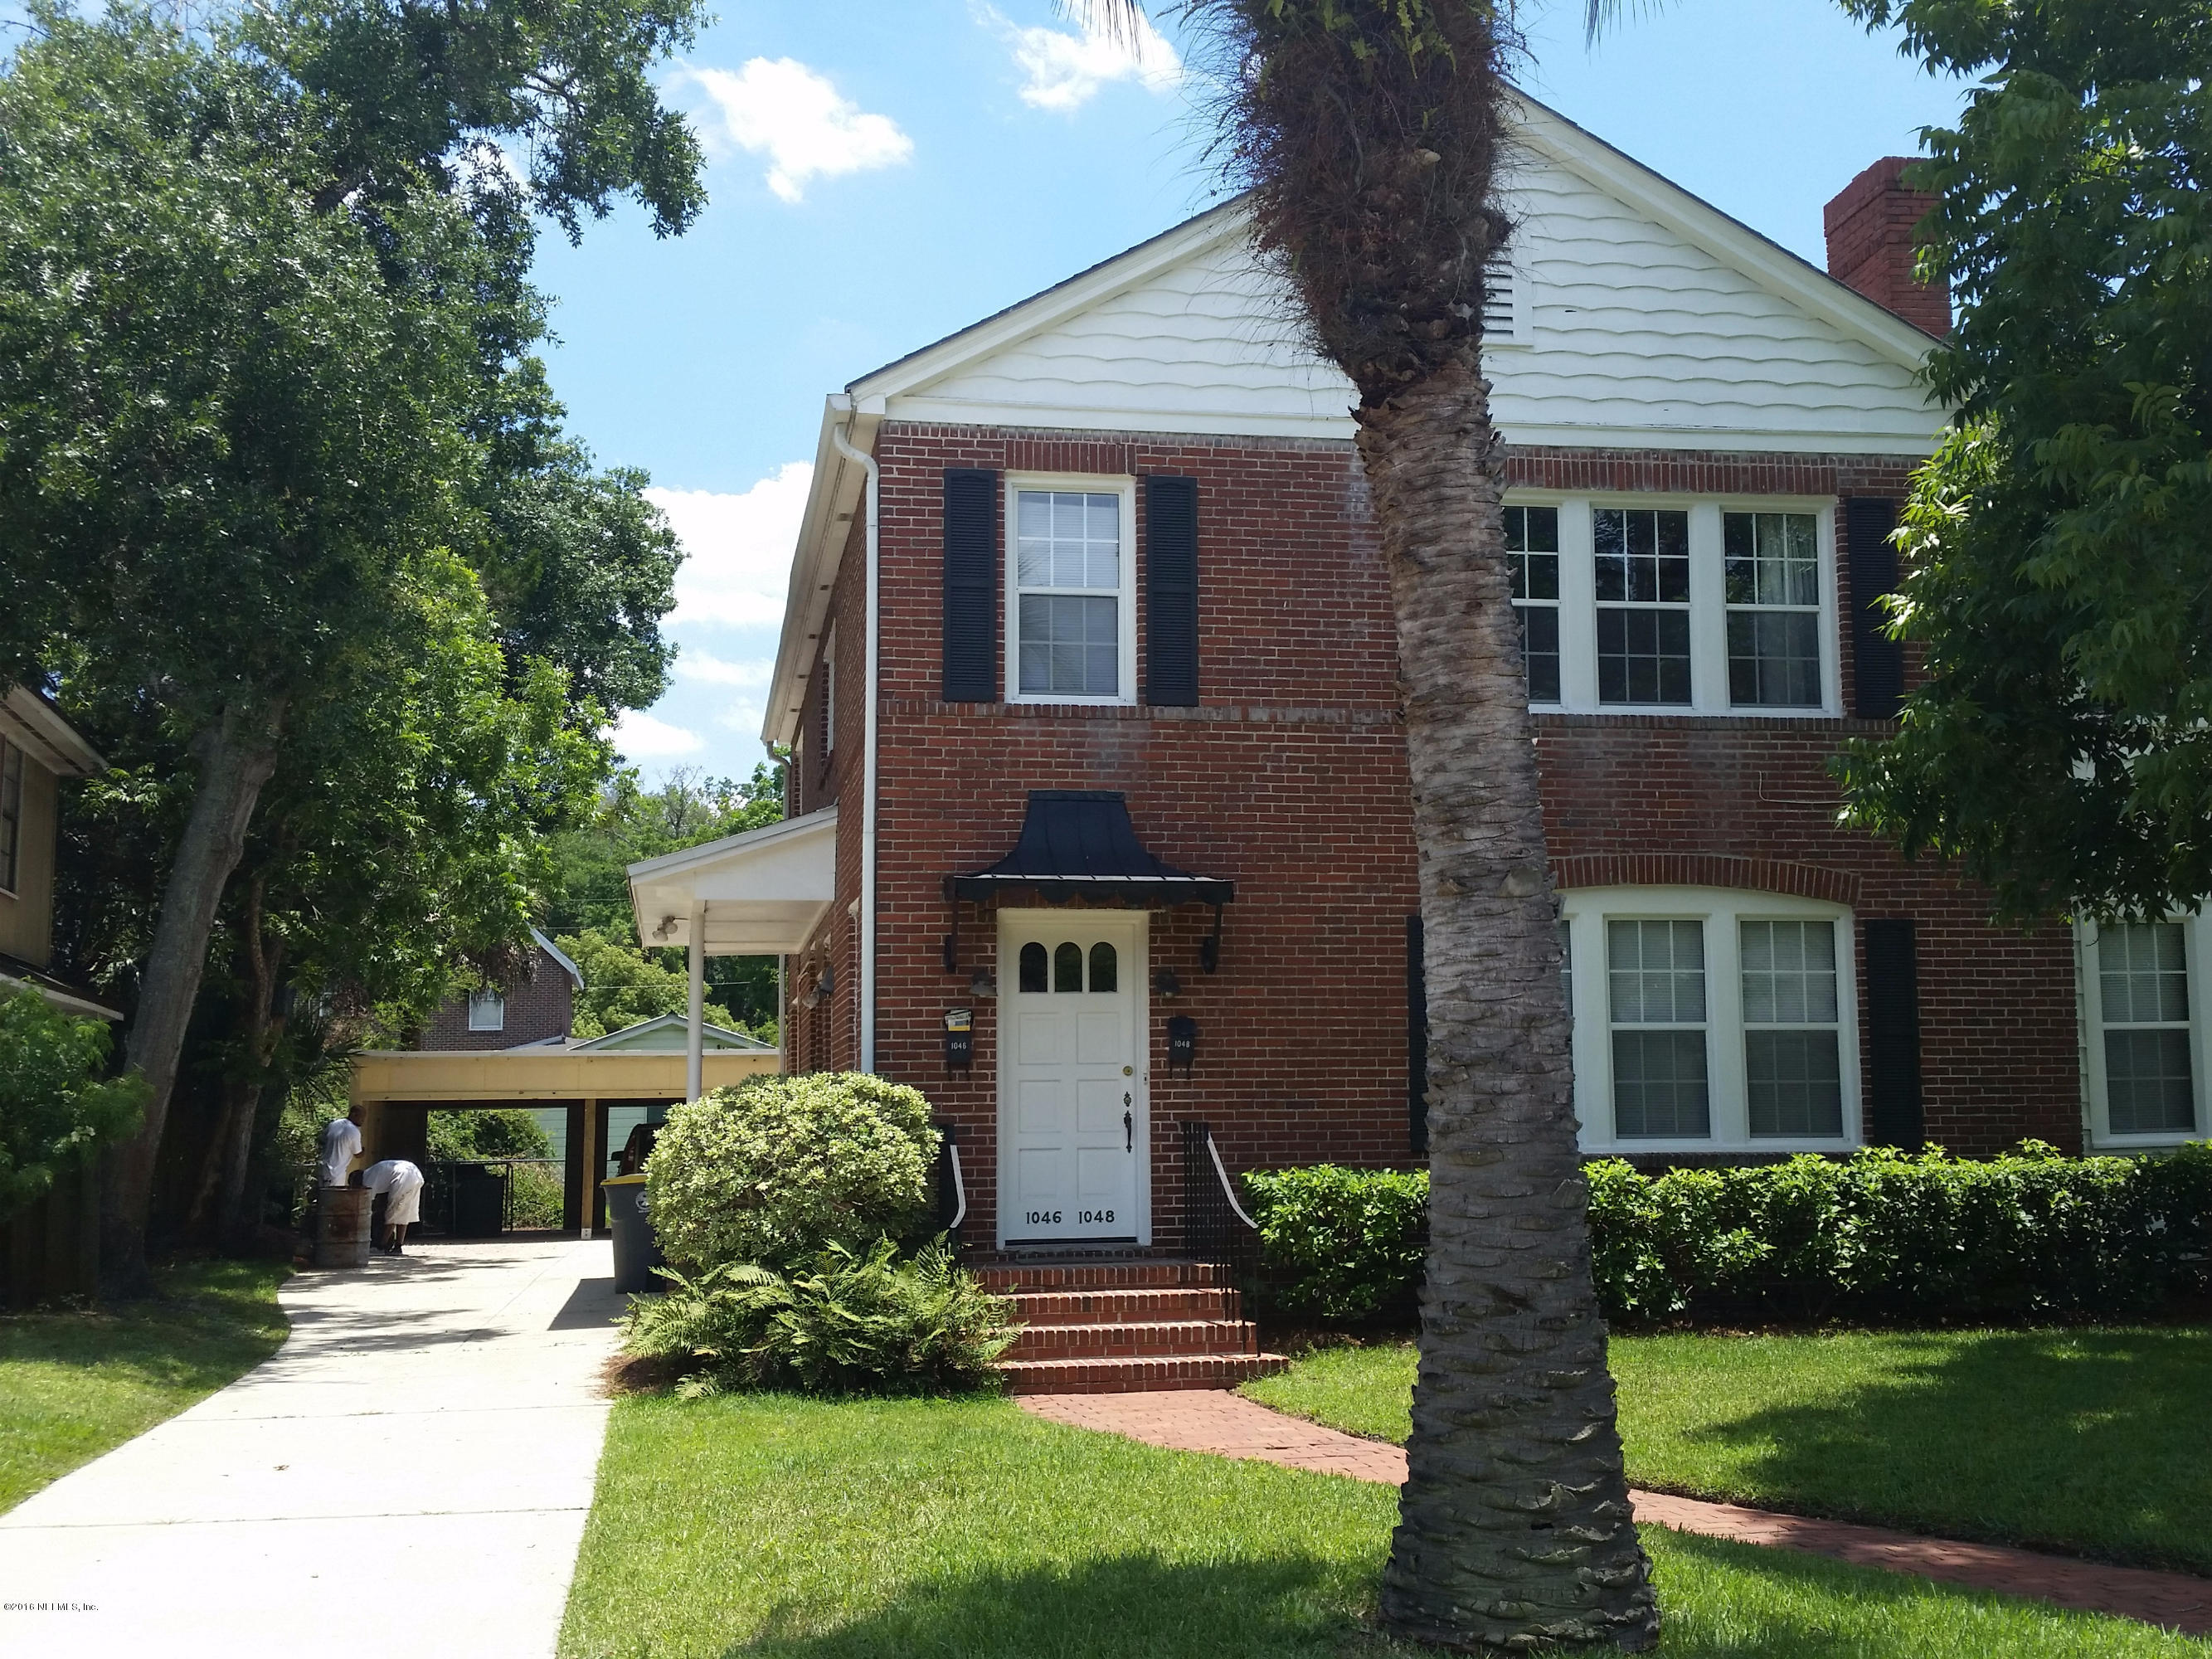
686, 898, 706, 1102
579, 1099, 598, 1240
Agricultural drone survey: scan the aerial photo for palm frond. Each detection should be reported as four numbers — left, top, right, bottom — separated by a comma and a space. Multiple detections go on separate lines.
1584, 0, 1668, 46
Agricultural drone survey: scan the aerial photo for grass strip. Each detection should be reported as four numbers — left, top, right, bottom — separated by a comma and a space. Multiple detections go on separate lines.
0, 1258, 290, 1514
560, 1390, 2204, 1657
1242, 1326, 2212, 1575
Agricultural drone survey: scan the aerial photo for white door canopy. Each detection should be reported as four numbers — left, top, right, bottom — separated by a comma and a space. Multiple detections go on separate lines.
626, 805, 838, 956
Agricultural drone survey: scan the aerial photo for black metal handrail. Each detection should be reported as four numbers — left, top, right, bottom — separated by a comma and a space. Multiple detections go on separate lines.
1179, 1120, 1257, 1276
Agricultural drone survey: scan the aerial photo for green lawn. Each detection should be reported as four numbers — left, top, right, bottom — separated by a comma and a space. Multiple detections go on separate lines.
1242, 1326, 2212, 1574
0, 1258, 290, 1513
559, 1391, 2205, 1657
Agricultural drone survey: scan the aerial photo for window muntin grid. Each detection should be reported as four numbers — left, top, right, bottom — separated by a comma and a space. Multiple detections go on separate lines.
2098, 922, 2195, 1135
1506, 505, 1562, 703
1594, 508, 1691, 705
1740, 919, 1843, 1136
1607, 919, 1709, 1137
1015, 489, 1124, 698
1725, 512, 1822, 708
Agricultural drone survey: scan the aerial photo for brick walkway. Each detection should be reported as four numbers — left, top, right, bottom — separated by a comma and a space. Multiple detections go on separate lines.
1019, 1391, 2212, 1637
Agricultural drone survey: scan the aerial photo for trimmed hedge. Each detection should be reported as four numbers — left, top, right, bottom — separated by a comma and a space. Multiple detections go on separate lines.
1242, 1144, 2212, 1326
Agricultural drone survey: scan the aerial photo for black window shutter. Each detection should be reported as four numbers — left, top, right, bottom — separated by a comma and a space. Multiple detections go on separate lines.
943, 469, 999, 702
1145, 475, 1200, 707
1863, 919, 1924, 1151
1407, 914, 1430, 1155
1847, 497, 1904, 719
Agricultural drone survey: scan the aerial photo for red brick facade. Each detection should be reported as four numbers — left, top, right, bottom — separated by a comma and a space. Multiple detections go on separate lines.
780, 422, 2084, 1251
416, 943, 576, 1050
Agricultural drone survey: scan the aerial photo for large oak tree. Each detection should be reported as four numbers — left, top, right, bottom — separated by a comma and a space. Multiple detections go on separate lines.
0, 0, 702, 1285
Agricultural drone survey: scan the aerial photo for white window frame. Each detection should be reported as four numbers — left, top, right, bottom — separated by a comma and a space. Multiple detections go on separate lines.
1564, 887, 1861, 1155
1505, 494, 1841, 718
1005, 473, 1138, 708
2078, 912, 2210, 1149
467, 989, 506, 1033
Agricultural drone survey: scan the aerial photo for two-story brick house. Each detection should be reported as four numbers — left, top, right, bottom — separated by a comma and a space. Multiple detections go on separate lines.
668, 92, 2202, 1271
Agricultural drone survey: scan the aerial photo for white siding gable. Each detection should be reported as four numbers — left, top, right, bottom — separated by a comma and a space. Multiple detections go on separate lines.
1496, 159, 1937, 452
868, 103, 1944, 457
885, 228, 1349, 440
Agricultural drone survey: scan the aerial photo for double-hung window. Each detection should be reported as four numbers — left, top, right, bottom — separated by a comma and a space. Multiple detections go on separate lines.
1739, 920, 1844, 1136
1566, 888, 1860, 1151
467, 989, 506, 1033
1500, 497, 1837, 715
1725, 513, 1823, 708
1009, 479, 1135, 703
1607, 919, 1710, 1137
1506, 506, 1562, 703
1594, 508, 1692, 705
2091, 921, 2199, 1139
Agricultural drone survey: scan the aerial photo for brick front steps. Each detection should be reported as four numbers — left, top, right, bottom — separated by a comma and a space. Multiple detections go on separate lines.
978, 1257, 1287, 1394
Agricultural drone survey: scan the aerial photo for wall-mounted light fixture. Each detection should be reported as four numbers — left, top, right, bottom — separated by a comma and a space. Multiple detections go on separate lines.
810, 964, 835, 1007
1152, 968, 1181, 1000
969, 969, 996, 1000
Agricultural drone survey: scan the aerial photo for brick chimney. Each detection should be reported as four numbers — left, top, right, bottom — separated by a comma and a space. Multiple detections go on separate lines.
1824, 158, 1949, 337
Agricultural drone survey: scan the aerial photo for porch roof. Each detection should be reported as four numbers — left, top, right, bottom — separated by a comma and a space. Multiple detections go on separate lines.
947, 791, 1234, 907
625, 805, 838, 956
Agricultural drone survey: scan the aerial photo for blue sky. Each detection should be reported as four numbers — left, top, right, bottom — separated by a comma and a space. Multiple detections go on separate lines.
528, 0, 1968, 783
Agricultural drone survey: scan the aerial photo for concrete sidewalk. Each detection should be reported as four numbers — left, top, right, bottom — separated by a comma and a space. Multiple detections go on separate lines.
0, 1238, 625, 1659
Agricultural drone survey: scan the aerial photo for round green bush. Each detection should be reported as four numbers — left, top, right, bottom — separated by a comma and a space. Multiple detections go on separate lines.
644, 1073, 941, 1271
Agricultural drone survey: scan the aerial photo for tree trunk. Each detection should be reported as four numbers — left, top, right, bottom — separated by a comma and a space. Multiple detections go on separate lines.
215, 898, 285, 1251
1367, 362, 1658, 1650
102, 702, 284, 1292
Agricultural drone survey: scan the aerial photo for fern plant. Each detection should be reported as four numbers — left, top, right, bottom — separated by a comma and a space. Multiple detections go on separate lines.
620, 1235, 1018, 1395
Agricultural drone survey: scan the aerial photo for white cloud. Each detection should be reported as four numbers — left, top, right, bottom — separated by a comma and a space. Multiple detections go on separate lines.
676, 649, 775, 688
986, 0, 1182, 112
651, 465, 813, 630
679, 58, 912, 202
614, 710, 707, 759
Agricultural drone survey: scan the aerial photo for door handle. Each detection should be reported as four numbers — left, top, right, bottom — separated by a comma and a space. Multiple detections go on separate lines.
1123, 1095, 1133, 1152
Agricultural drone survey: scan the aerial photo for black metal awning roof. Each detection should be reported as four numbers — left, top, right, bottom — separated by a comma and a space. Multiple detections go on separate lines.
946, 791, 1234, 907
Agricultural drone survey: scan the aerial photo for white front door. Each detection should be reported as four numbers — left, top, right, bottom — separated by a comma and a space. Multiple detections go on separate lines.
999, 911, 1147, 1245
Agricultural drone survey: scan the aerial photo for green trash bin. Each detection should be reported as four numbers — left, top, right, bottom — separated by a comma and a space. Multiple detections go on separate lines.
603, 1174, 664, 1294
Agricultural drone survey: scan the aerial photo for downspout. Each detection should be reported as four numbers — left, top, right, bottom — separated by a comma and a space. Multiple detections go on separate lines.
829, 416, 881, 1074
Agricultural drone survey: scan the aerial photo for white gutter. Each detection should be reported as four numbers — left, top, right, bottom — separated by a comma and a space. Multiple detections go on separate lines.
828, 413, 881, 1075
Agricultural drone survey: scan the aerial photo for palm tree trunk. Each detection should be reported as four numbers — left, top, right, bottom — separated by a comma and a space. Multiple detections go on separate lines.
1364, 360, 1658, 1650
102, 701, 284, 1292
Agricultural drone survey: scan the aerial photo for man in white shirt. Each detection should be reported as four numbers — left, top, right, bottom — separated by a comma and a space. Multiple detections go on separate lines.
359, 1159, 426, 1255
318, 1107, 363, 1188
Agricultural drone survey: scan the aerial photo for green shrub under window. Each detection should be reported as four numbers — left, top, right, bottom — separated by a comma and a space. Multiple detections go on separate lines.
1241, 1143, 2212, 1326
644, 1072, 941, 1272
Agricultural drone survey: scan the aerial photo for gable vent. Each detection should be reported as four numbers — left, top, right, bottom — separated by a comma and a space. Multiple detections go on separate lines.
1480, 257, 1516, 340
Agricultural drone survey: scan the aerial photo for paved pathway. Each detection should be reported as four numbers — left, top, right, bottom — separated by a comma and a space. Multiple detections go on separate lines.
1, 1238, 625, 1659
1021, 1390, 2212, 1637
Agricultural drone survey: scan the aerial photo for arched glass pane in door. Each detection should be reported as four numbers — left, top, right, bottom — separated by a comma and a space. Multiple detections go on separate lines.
1054, 941, 1084, 993
1018, 941, 1047, 995
1089, 942, 1117, 993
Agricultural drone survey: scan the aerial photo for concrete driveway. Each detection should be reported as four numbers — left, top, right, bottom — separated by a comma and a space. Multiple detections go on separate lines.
0, 1238, 625, 1659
